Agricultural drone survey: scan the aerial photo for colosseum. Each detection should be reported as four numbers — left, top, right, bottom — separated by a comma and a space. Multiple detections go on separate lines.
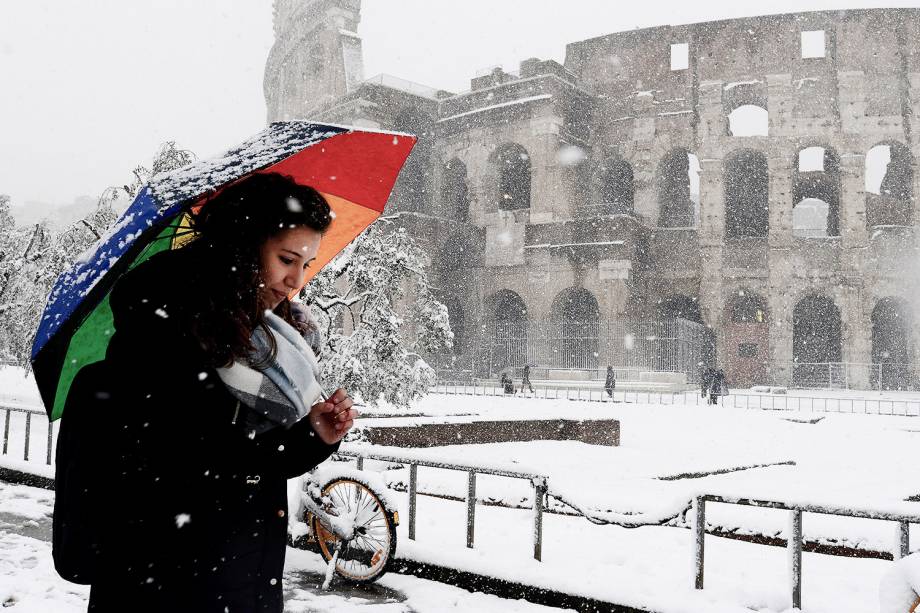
264, 1, 920, 389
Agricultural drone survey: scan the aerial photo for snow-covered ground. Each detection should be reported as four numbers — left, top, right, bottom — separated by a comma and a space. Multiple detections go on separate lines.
2, 366, 919, 611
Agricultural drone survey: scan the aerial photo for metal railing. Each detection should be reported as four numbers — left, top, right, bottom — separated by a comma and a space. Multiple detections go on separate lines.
693, 494, 920, 609
335, 448, 548, 561
1, 405, 54, 465
431, 381, 920, 416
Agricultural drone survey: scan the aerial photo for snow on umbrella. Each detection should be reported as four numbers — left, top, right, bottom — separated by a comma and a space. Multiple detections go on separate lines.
31, 121, 416, 420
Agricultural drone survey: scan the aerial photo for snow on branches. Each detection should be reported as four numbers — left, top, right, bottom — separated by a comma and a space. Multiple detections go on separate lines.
301, 216, 453, 408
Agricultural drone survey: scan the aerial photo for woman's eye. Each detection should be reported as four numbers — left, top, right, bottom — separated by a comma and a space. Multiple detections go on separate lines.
280, 257, 293, 265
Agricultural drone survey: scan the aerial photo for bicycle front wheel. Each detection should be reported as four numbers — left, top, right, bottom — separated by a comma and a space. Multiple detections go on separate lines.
311, 477, 398, 584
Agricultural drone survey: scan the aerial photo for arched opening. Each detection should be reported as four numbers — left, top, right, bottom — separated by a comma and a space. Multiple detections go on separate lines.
725, 290, 769, 386
440, 294, 466, 356
599, 155, 634, 214
484, 290, 527, 373
871, 298, 913, 389
441, 158, 469, 221
866, 142, 913, 227
728, 105, 769, 137
724, 149, 769, 238
792, 294, 842, 387
393, 107, 433, 212
793, 146, 840, 237
657, 148, 700, 227
492, 143, 531, 211
551, 288, 600, 369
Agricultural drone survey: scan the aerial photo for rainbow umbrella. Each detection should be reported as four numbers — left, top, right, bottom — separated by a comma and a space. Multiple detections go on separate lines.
31, 121, 416, 420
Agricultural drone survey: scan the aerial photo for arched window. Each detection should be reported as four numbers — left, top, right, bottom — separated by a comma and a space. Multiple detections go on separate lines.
730, 291, 768, 323
793, 145, 840, 237
599, 155, 634, 213
724, 149, 769, 237
657, 148, 700, 227
865, 142, 913, 227
551, 288, 600, 369
441, 158, 469, 221
728, 105, 769, 137
492, 143, 531, 211
871, 297, 913, 389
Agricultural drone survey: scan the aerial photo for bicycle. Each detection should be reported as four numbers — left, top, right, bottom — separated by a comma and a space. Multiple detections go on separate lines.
287, 463, 399, 587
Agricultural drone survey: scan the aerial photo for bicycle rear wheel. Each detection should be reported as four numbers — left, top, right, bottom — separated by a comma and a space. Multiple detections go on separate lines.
311, 477, 398, 584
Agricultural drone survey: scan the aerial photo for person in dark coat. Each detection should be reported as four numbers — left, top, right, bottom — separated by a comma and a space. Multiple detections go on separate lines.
521, 364, 535, 394
709, 368, 729, 405
84, 174, 356, 612
701, 366, 714, 404
604, 365, 616, 399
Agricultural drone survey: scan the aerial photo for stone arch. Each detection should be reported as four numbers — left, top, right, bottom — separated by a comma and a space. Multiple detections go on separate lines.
865, 141, 913, 227
550, 287, 600, 369
484, 289, 528, 372
723, 83, 769, 137
490, 143, 531, 211
724, 289, 769, 386
657, 148, 700, 227
792, 294, 842, 386
596, 154, 634, 214
724, 148, 769, 238
441, 158, 469, 221
871, 297, 913, 389
392, 107, 433, 212
433, 231, 477, 289
792, 145, 840, 237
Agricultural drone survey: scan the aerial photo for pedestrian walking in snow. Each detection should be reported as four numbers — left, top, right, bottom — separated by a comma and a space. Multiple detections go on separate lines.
604, 365, 616, 400
701, 366, 714, 404
521, 364, 535, 394
82, 174, 356, 612
710, 368, 729, 406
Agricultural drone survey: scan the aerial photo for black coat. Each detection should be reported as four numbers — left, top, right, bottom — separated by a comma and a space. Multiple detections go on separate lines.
87, 247, 338, 612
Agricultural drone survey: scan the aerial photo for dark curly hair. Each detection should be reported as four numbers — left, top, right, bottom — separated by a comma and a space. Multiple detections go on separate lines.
182, 172, 332, 368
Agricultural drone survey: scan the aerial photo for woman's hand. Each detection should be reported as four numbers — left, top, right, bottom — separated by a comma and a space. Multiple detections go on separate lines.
309, 388, 357, 445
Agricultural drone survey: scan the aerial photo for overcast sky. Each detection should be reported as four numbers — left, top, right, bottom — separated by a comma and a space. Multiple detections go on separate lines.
0, 0, 913, 210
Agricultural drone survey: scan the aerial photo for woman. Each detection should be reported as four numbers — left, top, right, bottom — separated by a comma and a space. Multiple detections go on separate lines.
87, 173, 356, 612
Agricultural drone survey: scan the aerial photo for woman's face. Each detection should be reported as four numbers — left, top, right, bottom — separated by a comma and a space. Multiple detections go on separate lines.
258, 225, 323, 310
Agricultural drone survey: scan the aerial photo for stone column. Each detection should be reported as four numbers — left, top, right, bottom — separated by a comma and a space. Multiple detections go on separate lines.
698, 157, 725, 362
767, 154, 794, 386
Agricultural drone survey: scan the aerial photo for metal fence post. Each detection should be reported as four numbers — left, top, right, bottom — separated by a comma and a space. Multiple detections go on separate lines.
899, 521, 910, 559
466, 471, 476, 548
24, 412, 31, 461
2, 409, 10, 455
533, 481, 545, 561
789, 509, 803, 610
46, 419, 54, 465
408, 463, 417, 541
356, 456, 364, 471
694, 496, 706, 589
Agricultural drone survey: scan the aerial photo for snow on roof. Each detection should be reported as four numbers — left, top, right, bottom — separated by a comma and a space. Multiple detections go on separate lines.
438, 94, 552, 122
362, 73, 441, 100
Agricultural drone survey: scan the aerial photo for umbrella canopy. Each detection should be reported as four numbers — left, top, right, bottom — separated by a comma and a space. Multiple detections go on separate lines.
31, 121, 416, 420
